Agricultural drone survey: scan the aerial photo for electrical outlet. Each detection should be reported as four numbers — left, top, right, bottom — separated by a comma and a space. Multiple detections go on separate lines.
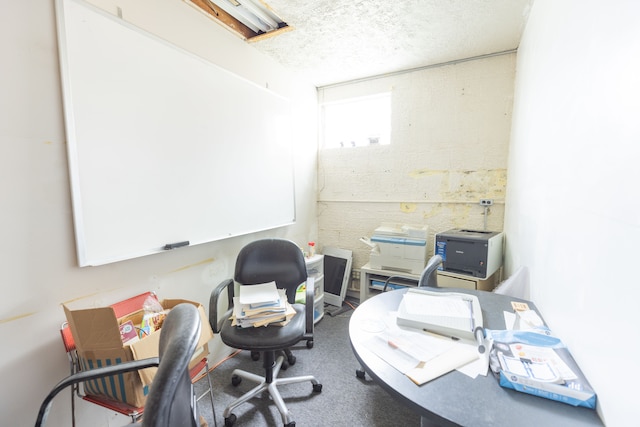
480, 199, 494, 206
352, 270, 361, 280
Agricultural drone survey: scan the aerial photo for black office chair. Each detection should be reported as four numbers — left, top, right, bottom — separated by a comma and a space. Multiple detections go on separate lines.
35, 303, 202, 427
209, 238, 322, 427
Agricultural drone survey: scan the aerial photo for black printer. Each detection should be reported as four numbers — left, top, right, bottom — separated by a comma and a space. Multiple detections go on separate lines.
434, 229, 504, 279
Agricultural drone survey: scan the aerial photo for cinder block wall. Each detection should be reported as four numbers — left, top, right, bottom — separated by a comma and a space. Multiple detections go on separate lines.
317, 53, 516, 284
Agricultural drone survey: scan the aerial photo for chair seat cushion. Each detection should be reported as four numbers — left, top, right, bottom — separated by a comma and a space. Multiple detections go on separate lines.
220, 303, 306, 351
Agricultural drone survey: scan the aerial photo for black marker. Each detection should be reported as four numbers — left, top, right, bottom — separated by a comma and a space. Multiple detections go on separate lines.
163, 241, 190, 250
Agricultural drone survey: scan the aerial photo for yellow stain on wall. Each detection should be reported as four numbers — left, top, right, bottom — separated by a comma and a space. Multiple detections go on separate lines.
409, 169, 507, 194
0, 312, 36, 324
440, 169, 508, 199
409, 169, 447, 178
422, 204, 445, 219
400, 202, 417, 213
452, 204, 474, 227
169, 257, 216, 274
61, 292, 101, 306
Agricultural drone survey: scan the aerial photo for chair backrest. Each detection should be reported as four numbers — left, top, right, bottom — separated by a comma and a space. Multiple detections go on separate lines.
382, 255, 443, 292
234, 239, 308, 304
417, 254, 443, 288
141, 303, 201, 427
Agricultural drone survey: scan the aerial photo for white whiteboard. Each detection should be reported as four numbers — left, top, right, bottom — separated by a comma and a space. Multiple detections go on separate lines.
56, 0, 295, 266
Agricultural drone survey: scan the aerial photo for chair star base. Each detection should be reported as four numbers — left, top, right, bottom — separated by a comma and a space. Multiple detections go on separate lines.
222, 352, 321, 427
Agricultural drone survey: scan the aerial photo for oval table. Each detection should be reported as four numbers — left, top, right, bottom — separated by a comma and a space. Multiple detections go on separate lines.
349, 288, 602, 427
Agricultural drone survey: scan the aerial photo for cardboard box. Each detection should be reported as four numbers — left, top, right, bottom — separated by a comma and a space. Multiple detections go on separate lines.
64, 292, 214, 407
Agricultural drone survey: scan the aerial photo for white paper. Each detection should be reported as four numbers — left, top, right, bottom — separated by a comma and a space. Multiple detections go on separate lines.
406, 345, 479, 385
503, 310, 517, 330
363, 335, 420, 374
403, 292, 471, 318
238, 281, 279, 305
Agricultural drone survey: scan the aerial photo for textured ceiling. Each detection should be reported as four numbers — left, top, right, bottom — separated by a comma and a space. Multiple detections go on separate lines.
250, 0, 534, 87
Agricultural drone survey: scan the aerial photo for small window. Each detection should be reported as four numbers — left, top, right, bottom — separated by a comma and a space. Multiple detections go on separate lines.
321, 93, 391, 149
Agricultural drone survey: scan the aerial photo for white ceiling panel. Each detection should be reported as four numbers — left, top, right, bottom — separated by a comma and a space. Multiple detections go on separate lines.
248, 0, 534, 87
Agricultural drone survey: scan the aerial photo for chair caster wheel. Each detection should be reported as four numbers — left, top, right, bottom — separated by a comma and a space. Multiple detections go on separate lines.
231, 374, 241, 386
251, 351, 260, 361
287, 354, 296, 366
281, 360, 289, 370
284, 422, 295, 427
224, 414, 237, 427
356, 369, 366, 379
312, 383, 323, 393
306, 340, 314, 349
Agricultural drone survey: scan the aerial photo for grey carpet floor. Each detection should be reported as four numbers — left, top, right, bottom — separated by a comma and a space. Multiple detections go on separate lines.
195, 304, 420, 427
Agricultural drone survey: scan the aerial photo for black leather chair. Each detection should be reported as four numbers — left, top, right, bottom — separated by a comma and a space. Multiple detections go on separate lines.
35, 303, 202, 427
209, 238, 322, 427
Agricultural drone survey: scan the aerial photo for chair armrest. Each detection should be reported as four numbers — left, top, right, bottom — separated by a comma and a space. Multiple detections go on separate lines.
305, 276, 315, 335
209, 278, 234, 333
36, 357, 159, 427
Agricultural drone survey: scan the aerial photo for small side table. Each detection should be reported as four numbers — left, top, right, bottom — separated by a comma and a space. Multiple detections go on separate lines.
359, 263, 420, 302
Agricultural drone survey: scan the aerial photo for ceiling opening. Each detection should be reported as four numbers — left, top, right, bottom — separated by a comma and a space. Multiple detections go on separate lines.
186, 0, 291, 42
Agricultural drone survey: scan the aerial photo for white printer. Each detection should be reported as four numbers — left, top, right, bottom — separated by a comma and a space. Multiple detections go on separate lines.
366, 223, 428, 274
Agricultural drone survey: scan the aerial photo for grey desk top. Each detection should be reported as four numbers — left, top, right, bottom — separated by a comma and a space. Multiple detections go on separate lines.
349, 288, 603, 427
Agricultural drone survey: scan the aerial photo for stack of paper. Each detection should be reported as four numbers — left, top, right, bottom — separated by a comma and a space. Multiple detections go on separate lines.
232, 282, 296, 328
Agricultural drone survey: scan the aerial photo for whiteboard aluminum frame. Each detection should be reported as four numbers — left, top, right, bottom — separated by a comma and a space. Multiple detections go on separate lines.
55, 0, 296, 266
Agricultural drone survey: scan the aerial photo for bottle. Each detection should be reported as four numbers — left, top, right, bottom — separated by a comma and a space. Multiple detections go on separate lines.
308, 241, 315, 258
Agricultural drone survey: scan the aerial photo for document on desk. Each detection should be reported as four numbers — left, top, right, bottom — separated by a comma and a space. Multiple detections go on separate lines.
362, 312, 483, 385
364, 329, 457, 374
405, 343, 478, 385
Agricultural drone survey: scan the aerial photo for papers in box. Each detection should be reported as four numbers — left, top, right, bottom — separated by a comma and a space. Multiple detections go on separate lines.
63, 294, 214, 407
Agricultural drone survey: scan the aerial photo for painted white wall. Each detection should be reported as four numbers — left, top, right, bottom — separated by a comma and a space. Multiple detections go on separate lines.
504, 0, 640, 425
0, 0, 317, 425
318, 54, 515, 274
